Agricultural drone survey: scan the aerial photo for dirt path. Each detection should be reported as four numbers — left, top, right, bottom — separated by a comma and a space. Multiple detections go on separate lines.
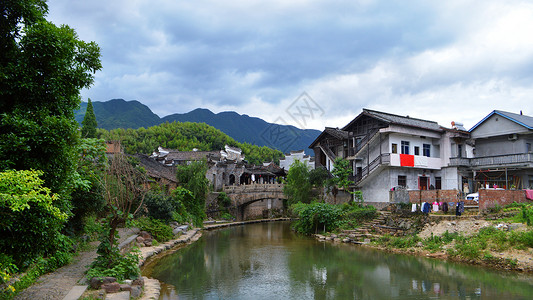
14, 228, 138, 300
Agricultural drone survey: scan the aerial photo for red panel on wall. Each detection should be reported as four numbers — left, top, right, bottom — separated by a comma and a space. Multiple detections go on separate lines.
400, 154, 414, 167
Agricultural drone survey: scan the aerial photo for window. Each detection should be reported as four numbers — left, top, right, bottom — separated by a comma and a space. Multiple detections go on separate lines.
435, 177, 442, 190
414, 146, 420, 156
423, 144, 431, 157
392, 143, 397, 154
527, 143, 532, 153
398, 175, 407, 187
401, 141, 410, 154
457, 144, 463, 158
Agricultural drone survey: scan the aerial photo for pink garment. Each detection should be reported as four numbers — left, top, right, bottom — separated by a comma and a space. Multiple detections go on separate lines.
525, 189, 533, 200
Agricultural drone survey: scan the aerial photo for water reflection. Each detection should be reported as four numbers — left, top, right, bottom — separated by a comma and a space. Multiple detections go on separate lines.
147, 222, 533, 300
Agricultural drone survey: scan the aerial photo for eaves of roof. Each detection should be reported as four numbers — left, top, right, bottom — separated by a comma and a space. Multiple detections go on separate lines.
469, 110, 533, 132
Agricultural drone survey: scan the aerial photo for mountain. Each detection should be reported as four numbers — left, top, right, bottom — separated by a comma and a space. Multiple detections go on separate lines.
76, 99, 321, 155
75, 99, 160, 130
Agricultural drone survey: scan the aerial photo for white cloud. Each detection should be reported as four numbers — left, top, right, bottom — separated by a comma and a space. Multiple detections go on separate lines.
47, 0, 533, 132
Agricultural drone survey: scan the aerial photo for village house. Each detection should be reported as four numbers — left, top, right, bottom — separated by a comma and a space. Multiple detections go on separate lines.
451, 110, 533, 191
310, 109, 470, 205
311, 108, 533, 207
279, 150, 315, 171
150, 145, 283, 191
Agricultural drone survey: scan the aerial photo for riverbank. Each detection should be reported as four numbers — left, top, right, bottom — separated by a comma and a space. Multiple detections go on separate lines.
138, 218, 293, 299
314, 215, 533, 274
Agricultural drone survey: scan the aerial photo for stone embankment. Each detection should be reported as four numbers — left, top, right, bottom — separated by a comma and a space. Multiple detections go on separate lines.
315, 212, 393, 244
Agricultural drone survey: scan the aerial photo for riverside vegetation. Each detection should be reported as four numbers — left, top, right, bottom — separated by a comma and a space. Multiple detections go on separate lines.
0, 1, 250, 297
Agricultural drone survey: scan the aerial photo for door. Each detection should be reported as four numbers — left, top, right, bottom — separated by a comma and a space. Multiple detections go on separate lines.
419, 176, 429, 190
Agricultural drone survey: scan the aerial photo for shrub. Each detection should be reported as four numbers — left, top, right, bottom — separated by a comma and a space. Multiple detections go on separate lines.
519, 230, 533, 248
143, 191, 176, 222
87, 249, 140, 282
291, 202, 343, 234
217, 192, 232, 208
134, 217, 173, 242
0, 169, 69, 267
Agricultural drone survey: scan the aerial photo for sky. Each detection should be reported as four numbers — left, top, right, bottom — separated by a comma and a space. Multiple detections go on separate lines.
47, 0, 533, 131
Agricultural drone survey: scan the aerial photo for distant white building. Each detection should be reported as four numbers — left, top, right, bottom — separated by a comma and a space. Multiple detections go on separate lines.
279, 150, 315, 171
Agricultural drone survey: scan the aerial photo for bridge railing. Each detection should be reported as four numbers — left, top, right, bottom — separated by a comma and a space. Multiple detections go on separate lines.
223, 183, 284, 193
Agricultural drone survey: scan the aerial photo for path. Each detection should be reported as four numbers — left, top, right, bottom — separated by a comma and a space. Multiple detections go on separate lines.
14, 228, 139, 300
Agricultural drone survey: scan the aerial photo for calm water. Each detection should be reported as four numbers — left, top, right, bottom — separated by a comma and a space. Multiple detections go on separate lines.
146, 221, 533, 299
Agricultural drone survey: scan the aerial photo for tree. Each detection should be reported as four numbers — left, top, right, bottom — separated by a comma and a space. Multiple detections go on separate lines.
81, 98, 98, 138
92, 152, 146, 271
0, 0, 102, 199
176, 160, 209, 226
283, 160, 312, 205
0, 169, 68, 265
330, 157, 361, 202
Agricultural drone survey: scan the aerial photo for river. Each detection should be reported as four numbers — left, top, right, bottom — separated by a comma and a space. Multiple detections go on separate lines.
144, 221, 533, 299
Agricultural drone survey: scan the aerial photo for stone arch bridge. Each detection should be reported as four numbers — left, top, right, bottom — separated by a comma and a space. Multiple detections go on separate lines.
222, 184, 287, 220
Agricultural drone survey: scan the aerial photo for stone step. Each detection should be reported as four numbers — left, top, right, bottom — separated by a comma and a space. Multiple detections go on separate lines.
62, 285, 88, 300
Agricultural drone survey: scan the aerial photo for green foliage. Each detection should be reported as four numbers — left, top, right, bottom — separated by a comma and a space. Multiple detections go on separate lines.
176, 161, 209, 226
379, 234, 420, 249
96, 121, 283, 165
308, 166, 330, 187
1, 248, 74, 298
291, 202, 343, 234
0, 0, 101, 197
87, 249, 140, 282
81, 99, 98, 138
143, 191, 178, 222
519, 231, 533, 248
220, 212, 235, 220
134, 217, 174, 242
338, 203, 376, 229
68, 138, 107, 233
0, 170, 69, 266
330, 157, 355, 197
217, 192, 232, 208
521, 205, 533, 226
284, 160, 312, 205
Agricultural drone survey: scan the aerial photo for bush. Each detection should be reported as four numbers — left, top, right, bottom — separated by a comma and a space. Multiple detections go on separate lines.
291, 202, 343, 234
519, 231, 533, 248
87, 249, 140, 282
134, 217, 173, 242
220, 212, 235, 220
391, 235, 420, 249
0, 170, 69, 267
217, 192, 232, 208
143, 191, 176, 222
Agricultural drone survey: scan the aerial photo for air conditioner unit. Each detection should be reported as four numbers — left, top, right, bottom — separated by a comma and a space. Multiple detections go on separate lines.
508, 134, 518, 141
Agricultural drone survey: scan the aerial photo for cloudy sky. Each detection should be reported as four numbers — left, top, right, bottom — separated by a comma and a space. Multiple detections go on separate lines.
47, 0, 533, 131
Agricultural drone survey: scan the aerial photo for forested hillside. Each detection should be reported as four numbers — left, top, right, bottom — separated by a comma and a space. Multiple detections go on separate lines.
97, 122, 283, 165
77, 99, 321, 155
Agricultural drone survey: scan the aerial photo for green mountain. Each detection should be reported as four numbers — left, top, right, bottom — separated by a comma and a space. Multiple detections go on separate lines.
75, 99, 160, 130
76, 99, 321, 154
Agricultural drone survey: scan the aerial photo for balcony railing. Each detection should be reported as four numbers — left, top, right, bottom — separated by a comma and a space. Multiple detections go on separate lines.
353, 153, 390, 184
348, 129, 380, 157
449, 153, 533, 168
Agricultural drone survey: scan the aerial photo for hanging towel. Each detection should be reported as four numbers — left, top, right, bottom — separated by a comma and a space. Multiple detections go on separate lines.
525, 190, 533, 200
432, 203, 439, 212
412, 203, 417, 212
400, 154, 415, 167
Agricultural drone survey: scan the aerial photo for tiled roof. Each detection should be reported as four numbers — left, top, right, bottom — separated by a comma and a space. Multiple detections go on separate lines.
135, 154, 177, 183
309, 127, 349, 148
324, 127, 349, 140
166, 151, 221, 161
363, 109, 442, 131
